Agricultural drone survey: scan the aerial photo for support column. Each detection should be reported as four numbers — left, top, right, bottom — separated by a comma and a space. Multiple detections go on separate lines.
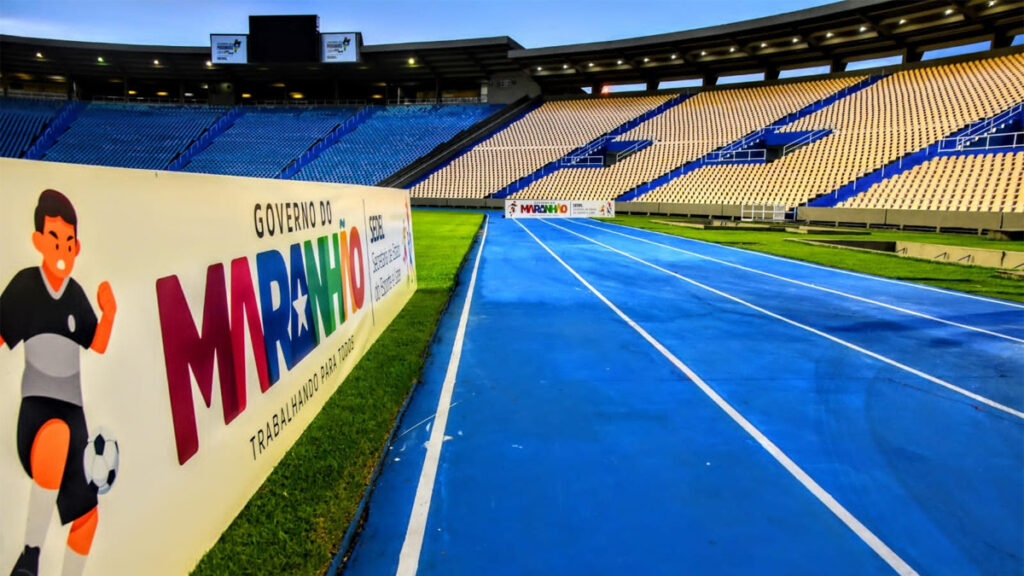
830, 59, 847, 73
765, 67, 780, 81
904, 47, 923, 64
646, 79, 660, 92
702, 73, 718, 87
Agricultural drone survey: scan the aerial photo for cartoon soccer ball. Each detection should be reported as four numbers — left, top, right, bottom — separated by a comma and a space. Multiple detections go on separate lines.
83, 429, 119, 495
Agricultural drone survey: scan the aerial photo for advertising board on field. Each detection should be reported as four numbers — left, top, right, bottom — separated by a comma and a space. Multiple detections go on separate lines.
0, 159, 416, 575
505, 199, 615, 219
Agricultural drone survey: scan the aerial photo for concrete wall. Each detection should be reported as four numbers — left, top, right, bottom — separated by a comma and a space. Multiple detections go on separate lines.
797, 207, 1015, 232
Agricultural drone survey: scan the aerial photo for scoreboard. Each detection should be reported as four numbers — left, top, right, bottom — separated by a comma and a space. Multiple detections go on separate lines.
210, 15, 361, 65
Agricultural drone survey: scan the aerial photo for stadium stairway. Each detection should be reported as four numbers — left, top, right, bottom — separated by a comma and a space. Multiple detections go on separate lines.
382, 96, 538, 189
808, 101, 1024, 208
22, 100, 87, 161
167, 107, 247, 171
490, 93, 693, 199
617, 75, 888, 202
277, 106, 376, 179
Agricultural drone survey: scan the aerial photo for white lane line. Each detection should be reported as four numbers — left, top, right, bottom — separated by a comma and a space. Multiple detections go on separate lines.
594, 218, 1024, 310
568, 219, 1024, 344
514, 218, 918, 576
397, 216, 489, 576
543, 219, 1024, 421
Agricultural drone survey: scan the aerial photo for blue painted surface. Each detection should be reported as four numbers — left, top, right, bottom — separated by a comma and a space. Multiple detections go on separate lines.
344, 214, 1024, 576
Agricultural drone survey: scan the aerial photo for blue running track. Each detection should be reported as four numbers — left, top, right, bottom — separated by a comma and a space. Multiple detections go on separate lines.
342, 214, 1024, 576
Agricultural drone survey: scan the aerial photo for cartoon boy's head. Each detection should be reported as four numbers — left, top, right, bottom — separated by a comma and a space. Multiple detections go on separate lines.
31, 189, 79, 281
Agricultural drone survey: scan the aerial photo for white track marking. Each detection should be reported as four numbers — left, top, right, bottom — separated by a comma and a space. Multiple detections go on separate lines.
542, 219, 1024, 420
397, 216, 488, 576
595, 218, 1024, 310
515, 219, 918, 576
568, 219, 1024, 344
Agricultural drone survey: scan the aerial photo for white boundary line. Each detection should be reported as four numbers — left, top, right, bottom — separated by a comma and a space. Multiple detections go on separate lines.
594, 218, 1024, 310
568, 219, 1024, 344
514, 218, 918, 576
397, 216, 489, 576
542, 219, 1024, 421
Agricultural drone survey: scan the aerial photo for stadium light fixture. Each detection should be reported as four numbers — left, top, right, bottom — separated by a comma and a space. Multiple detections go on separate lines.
617, 59, 623, 65
729, 47, 735, 53
588, 62, 594, 67
184, 92, 194, 97
241, 93, 252, 99
826, 32, 834, 38
408, 57, 416, 65
898, 19, 906, 24
97, 56, 104, 63
944, 8, 954, 15
791, 37, 799, 43
643, 57, 650, 63
35, 52, 43, 58
670, 54, 677, 60
205, 60, 212, 67
563, 64, 568, 69
153, 59, 160, 66
859, 26, 867, 32
128, 90, 137, 95
988, 0, 996, 5
760, 42, 767, 48
156, 91, 169, 97
536, 66, 542, 71
700, 50, 707, 56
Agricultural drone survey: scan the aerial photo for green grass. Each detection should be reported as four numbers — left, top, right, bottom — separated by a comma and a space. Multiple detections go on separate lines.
609, 216, 1024, 303
191, 210, 484, 576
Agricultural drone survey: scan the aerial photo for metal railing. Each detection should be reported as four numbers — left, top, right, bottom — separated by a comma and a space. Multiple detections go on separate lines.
782, 128, 831, 155
938, 131, 1024, 153
706, 149, 767, 163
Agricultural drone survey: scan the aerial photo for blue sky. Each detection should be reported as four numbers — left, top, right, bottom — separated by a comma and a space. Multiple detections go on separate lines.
0, 0, 836, 48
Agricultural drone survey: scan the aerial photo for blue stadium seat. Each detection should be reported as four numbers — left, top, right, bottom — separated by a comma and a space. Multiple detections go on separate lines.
182, 107, 355, 178
0, 97, 64, 158
42, 103, 226, 169
293, 104, 500, 185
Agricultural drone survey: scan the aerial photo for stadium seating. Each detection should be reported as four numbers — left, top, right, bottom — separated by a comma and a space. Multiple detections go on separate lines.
42, 103, 226, 169
410, 95, 672, 198
645, 53, 1024, 209
509, 77, 861, 202
839, 152, 1023, 212
0, 97, 63, 158
182, 107, 355, 178
292, 104, 501, 186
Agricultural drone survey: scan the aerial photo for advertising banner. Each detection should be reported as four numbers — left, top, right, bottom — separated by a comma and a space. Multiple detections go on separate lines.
210, 34, 248, 64
505, 199, 616, 219
321, 32, 361, 63
0, 159, 416, 575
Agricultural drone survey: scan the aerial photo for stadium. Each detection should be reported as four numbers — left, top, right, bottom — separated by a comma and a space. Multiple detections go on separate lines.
0, 0, 1022, 575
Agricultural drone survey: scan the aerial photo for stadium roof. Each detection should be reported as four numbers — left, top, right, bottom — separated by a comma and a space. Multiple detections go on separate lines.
512, 0, 1024, 91
0, 0, 1020, 99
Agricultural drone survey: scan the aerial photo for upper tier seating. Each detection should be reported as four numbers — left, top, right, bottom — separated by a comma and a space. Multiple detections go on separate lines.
511, 77, 861, 202
0, 98, 64, 158
293, 104, 501, 186
645, 53, 1024, 209
410, 95, 672, 198
43, 103, 226, 169
839, 152, 1023, 212
183, 107, 355, 178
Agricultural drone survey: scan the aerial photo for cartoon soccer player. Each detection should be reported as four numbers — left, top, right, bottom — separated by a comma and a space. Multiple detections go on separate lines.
2, 189, 116, 576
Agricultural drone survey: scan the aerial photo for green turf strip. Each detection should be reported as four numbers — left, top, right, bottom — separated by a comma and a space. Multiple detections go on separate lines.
610, 215, 1024, 303
191, 210, 484, 576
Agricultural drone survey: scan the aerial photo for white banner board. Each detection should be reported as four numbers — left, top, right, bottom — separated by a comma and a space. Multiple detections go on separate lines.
210, 34, 248, 64
321, 32, 361, 63
505, 199, 615, 219
0, 159, 416, 575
